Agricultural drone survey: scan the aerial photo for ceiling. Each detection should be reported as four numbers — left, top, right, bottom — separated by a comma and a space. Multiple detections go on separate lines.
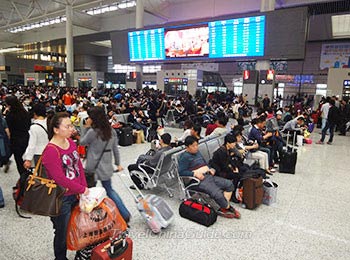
0, 0, 347, 31
0, 0, 348, 58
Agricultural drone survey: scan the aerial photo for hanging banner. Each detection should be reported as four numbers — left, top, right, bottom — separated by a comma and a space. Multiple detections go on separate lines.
320, 43, 350, 70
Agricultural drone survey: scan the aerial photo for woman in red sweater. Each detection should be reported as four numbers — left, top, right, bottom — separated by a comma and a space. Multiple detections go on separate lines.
42, 112, 88, 260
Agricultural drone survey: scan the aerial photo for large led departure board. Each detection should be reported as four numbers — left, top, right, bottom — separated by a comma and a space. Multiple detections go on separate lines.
209, 16, 265, 58
127, 15, 265, 61
128, 28, 165, 61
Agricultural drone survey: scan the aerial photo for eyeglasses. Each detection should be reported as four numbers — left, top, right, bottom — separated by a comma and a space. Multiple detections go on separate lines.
60, 124, 74, 130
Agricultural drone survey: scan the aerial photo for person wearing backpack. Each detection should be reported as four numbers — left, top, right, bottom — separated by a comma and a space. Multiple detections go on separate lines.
23, 103, 49, 169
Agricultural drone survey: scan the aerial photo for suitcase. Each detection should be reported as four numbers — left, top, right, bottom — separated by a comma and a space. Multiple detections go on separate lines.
243, 176, 263, 210
279, 131, 297, 174
91, 232, 132, 260
119, 127, 133, 146
118, 172, 174, 233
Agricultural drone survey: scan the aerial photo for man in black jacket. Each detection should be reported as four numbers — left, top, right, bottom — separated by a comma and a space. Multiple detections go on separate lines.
317, 99, 340, 145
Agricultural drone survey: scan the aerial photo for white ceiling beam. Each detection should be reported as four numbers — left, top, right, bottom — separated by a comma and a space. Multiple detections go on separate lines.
25, 1, 34, 19
10, 0, 25, 22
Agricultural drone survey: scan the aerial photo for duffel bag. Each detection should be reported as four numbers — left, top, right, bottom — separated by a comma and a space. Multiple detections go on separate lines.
179, 199, 217, 227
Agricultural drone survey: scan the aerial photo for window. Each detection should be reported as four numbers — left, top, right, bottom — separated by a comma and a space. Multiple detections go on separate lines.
332, 14, 350, 38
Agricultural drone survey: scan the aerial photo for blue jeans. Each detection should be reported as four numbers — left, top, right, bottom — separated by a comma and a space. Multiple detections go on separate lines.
322, 118, 329, 134
101, 179, 131, 223
321, 121, 335, 143
50, 195, 78, 260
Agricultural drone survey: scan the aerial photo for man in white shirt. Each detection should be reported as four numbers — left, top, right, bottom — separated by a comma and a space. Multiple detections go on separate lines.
321, 97, 331, 134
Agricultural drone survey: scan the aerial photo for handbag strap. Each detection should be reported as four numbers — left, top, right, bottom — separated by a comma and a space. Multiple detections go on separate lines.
33, 143, 61, 177
92, 140, 110, 171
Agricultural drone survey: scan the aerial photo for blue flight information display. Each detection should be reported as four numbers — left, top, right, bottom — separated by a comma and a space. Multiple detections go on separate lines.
128, 28, 165, 61
209, 15, 265, 58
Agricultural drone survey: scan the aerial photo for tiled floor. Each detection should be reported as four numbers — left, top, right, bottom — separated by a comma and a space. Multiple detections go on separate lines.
0, 128, 349, 260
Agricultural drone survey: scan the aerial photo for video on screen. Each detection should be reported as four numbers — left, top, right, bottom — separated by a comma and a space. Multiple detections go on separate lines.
165, 26, 209, 58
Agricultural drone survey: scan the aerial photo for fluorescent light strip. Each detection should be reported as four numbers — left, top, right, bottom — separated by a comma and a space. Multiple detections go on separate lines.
7, 16, 66, 33
85, 1, 136, 15
6, 1, 136, 34
0, 47, 23, 53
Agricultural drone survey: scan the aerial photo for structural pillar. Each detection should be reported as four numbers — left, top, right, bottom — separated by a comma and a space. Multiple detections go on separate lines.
66, 4, 74, 87
256, 0, 275, 103
135, 0, 144, 90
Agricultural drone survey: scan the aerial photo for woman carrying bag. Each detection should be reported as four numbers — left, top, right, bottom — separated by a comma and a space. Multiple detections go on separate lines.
42, 112, 88, 260
80, 106, 131, 223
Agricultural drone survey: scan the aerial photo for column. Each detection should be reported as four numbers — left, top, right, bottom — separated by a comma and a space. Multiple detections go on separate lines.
66, 4, 74, 87
135, 0, 144, 90
256, 0, 275, 103
260, 0, 275, 12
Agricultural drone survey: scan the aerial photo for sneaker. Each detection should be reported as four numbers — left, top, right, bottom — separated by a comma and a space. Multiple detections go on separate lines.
227, 206, 241, 219
269, 167, 276, 174
327, 142, 332, 145
316, 140, 324, 144
217, 208, 236, 219
273, 164, 279, 169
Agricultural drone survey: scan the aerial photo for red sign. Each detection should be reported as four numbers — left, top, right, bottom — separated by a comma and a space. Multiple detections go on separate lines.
267, 70, 274, 81
243, 70, 250, 80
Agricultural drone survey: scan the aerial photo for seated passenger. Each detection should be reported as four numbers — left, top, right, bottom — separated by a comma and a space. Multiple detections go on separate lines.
129, 133, 172, 170
190, 124, 202, 140
210, 134, 241, 203
173, 103, 187, 124
282, 115, 306, 134
209, 117, 229, 137
175, 120, 193, 145
128, 133, 172, 189
127, 108, 148, 137
178, 136, 240, 219
248, 116, 277, 172
231, 127, 270, 174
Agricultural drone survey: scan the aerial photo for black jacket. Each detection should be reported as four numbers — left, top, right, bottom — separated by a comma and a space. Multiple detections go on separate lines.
327, 106, 340, 124
210, 146, 239, 180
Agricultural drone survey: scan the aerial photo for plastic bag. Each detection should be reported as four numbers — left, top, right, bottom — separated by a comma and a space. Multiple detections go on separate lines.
79, 187, 107, 213
67, 198, 127, 251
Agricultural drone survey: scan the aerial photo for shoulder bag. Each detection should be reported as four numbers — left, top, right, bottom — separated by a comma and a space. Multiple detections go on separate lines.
20, 145, 66, 217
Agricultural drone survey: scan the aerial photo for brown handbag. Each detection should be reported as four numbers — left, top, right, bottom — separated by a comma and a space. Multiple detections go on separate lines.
20, 153, 66, 217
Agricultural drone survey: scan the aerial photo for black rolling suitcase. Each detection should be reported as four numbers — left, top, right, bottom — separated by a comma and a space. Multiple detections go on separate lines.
119, 127, 133, 146
279, 132, 297, 174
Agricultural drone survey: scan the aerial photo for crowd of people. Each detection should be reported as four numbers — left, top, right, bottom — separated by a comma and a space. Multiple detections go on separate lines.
0, 82, 349, 259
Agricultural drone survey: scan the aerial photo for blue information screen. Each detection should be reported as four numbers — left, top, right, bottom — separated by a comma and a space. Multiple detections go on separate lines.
128, 28, 165, 61
209, 15, 265, 58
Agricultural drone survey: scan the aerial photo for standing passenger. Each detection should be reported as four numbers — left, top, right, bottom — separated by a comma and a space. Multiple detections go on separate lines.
80, 106, 131, 223
42, 112, 88, 260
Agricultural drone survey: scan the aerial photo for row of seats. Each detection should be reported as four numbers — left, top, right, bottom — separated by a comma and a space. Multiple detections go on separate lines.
128, 135, 225, 200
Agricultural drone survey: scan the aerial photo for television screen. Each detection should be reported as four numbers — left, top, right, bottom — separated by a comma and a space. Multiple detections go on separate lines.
128, 28, 165, 61
164, 26, 209, 59
209, 15, 265, 58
